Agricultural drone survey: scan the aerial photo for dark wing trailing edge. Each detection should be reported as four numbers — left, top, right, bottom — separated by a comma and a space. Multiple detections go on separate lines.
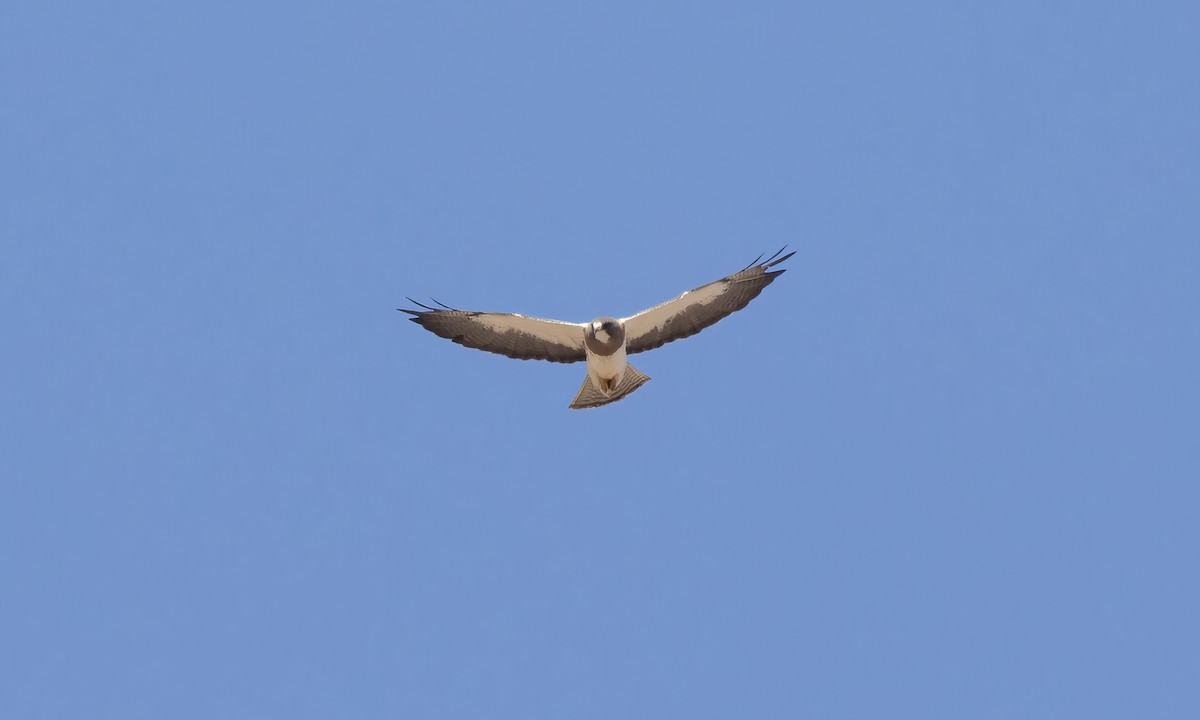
621, 247, 794, 355
400, 299, 587, 363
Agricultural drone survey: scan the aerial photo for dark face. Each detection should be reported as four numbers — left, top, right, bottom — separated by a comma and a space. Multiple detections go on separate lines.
585, 316, 625, 354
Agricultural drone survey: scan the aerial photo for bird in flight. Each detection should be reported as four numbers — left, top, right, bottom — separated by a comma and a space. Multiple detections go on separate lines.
401, 247, 794, 409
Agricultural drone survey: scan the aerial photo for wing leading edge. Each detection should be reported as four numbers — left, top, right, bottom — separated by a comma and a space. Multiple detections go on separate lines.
400, 299, 587, 363
621, 247, 794, 355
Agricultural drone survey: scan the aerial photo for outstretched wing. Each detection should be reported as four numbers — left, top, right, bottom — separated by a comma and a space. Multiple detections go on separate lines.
621, 247, 794, 355
400, 299, 587, 363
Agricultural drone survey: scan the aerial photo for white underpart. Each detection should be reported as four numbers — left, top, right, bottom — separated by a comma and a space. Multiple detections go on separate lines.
586, 341, 628, 394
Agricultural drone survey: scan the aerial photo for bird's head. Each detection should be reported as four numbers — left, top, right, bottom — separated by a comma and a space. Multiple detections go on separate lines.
589, 317, 622, 343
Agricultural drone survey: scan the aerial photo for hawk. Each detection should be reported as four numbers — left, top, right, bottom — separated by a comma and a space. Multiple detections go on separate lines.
401, 248, 794, 409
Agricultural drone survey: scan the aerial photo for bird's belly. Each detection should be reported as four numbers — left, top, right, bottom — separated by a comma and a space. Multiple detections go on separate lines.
586, 345, 628, 392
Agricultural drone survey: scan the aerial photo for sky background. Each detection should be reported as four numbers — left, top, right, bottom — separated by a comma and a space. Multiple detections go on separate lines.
2, 1, 1198, 718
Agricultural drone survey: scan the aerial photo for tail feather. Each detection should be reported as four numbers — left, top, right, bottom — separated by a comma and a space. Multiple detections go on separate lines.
569, 364, 651, 409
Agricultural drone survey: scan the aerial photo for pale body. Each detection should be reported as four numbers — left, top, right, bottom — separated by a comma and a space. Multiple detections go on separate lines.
402, 247, 794, 409
585, 320, 628, 394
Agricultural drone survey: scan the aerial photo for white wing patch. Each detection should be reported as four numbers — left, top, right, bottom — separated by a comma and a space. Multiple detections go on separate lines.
621, 282, 733, 337
620, 248, 794, 355
473, 313, 588, 345
402, 303, 589, 363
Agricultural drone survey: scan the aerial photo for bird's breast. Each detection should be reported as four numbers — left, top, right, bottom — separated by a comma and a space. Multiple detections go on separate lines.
586, 343, 628, 385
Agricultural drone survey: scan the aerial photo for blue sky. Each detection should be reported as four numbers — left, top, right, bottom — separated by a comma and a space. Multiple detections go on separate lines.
2, 1, 1197, 718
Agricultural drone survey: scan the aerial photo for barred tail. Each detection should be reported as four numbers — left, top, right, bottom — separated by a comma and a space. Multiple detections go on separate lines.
568, 364, 651, 409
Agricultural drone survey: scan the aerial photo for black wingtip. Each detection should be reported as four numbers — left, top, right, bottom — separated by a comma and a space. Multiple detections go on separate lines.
741, 245, 794, 271
403, 296, 443, 312
766, 249, 796, 268
742, 251, 767, 271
